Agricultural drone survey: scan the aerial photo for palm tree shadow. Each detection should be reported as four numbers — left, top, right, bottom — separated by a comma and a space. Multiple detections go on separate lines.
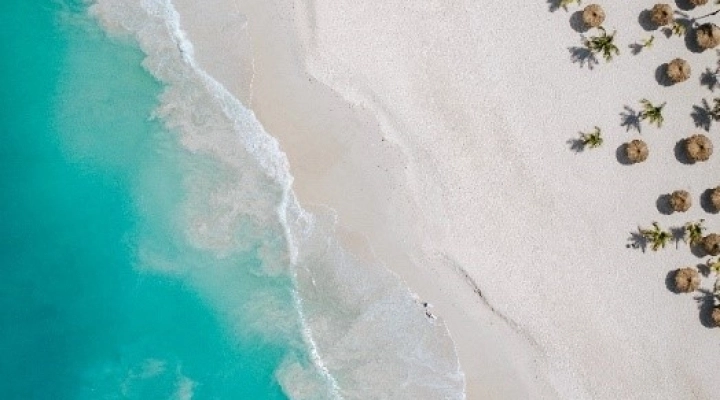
694, 289, 718, 328
567, 137, 585, 153
629, 42, 645, 55
620, 106, 642, 133
691, 99, 712, 131
700, 68, 719, 91
569, 11, 589, 33
701, 188, 720, 214
568, 46, 599, 69
655, 63, 674, 86
656, 194, 674, 215
627, 229, 648, 252
674, 138, 695, 164
671, 225, 687, 249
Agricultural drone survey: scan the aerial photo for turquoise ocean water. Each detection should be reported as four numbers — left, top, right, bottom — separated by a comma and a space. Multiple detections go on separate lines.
0, 2, 297, 398
1, 1, 467, 398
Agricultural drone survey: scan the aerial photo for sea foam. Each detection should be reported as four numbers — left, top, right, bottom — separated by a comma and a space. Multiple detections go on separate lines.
89, 0, 465, 398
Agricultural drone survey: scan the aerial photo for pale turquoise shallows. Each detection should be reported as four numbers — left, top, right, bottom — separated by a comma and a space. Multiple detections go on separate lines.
0, 2, 293, 398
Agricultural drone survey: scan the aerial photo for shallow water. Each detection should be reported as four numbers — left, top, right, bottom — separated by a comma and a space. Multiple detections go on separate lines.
1, 1, 465, 398
0, 2, 295, 398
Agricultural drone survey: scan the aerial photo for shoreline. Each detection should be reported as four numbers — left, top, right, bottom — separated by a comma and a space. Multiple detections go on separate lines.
173, 0, 720, 398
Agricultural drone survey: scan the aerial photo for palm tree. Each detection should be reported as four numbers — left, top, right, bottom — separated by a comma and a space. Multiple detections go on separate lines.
579, 126, 603, 149
669, 21, 687, 37
685, 219, 706, 245
641, 35, 655, 48
709, 98, 720, 121
560, 0, 582, 10
708, 257, 720, 275
641, 222, 672, 251
685, 134, 714, 162
674, 267, 701, 293
582, 4, 606, 28
670, 190, 692, 212
703, 233, 720, 256
584, 27, 619, 61
639, 99, 666, 128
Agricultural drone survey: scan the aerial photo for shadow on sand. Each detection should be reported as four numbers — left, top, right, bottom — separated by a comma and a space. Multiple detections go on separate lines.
656, 194, 674, 215
638, 9, 660, 31
655, 63, 675, 86
691, 100, 713, 131
620, 106, 642, 133
569, 11, 590, 33
700, 68, 719, 91
674, 138, 695, 165
568, 46, 599, 69
616, 143, 636, 165
701, 187, 720, 214
695, 289, 719, 329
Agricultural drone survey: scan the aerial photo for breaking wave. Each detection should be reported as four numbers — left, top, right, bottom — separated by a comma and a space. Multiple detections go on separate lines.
89, 0, 465, 398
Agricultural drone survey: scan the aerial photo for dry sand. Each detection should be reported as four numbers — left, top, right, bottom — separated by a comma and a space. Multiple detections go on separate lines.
173, 0, 720, 398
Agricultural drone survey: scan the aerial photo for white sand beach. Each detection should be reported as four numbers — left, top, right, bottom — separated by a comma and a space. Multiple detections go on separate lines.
173, 0, 720, 398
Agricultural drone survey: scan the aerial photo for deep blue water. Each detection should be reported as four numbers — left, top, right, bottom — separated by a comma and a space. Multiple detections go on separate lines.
0, 2, 292, 398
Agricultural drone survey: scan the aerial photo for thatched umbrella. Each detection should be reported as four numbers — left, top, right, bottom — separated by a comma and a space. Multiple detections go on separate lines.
685, 134, 713, 162
666, 58, 691, 83
670, 190, 692, 212
583, 4, 606, 28
674, 267, 700, 293
696, 23, 720, 50
703, 233, 720, 256
626, 139, 649, 163
713, 307, 720, 328
650, 4, 674, 27
690, 0, 709, 6
711, 186, 720, 211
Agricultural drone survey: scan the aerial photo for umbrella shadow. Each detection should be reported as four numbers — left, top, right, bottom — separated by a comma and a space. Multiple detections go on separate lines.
569, 11, 590, 33
655, 63, 675, 86
691, 99, 713, 131
638, 9, 660, 31
675, 0, 697, 12
620, 106, 642, 132
568, 46, 599, 69
701, 187, 720, 214
674, 138, 695, 164
627, 229, 648, 252
666, 269, 682, 293
691, 242, 707, 257
685, 24, 705, 53
656, 194, 675, 215
700, 68, 719, 91
616, 143, 635, 165
694, 289, 719, 328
